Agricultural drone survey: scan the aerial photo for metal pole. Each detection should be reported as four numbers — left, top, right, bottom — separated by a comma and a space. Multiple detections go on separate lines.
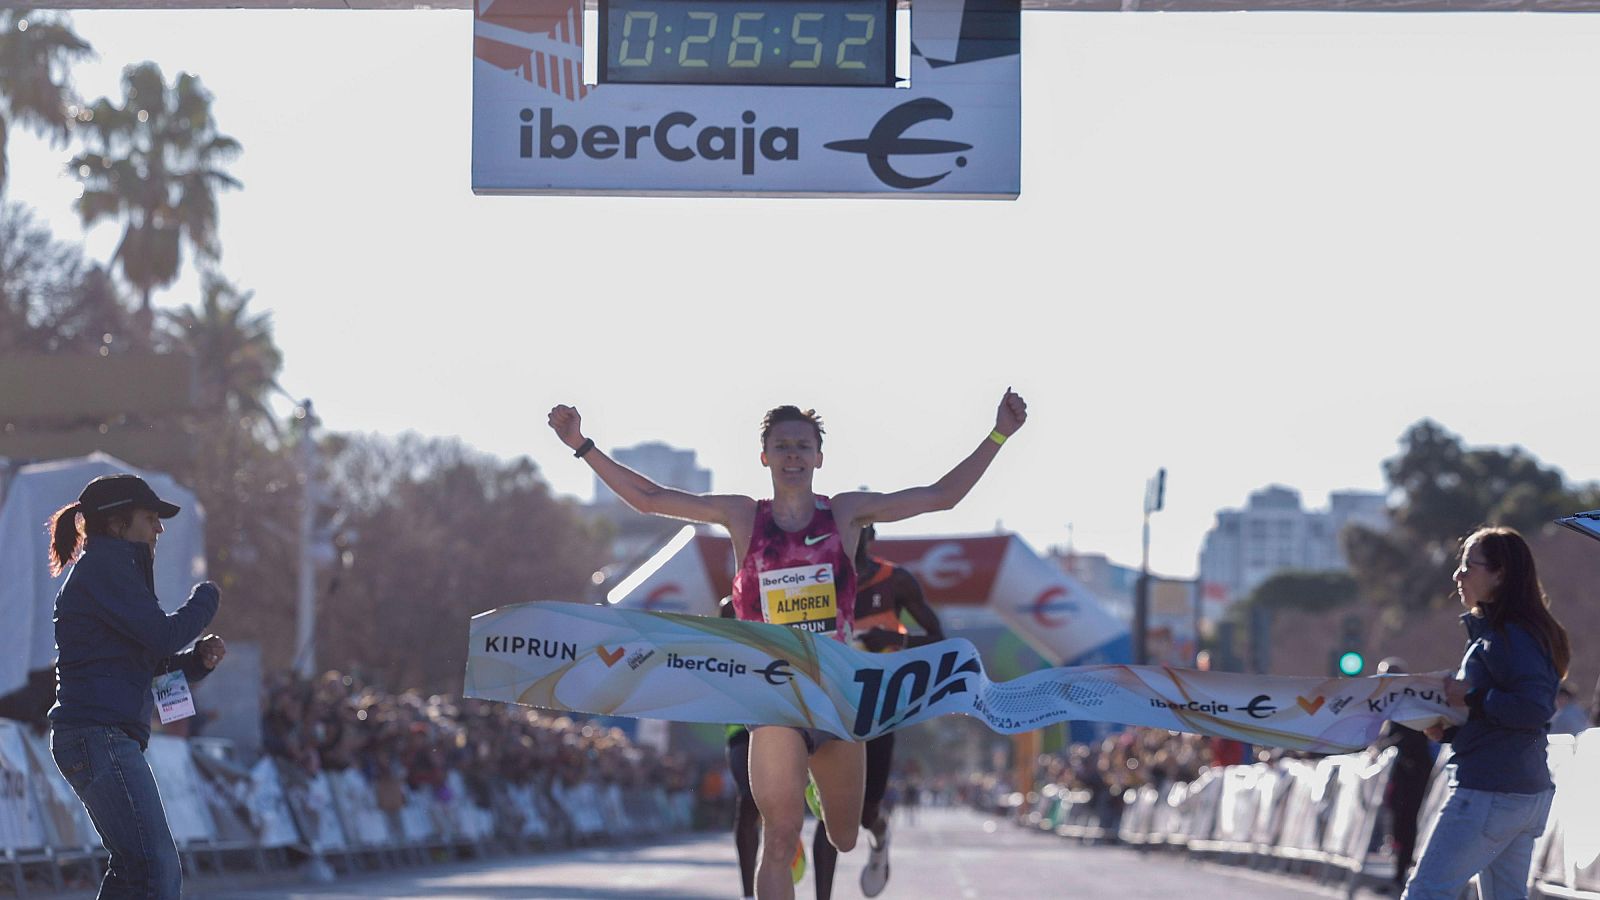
294, 399, 318, 679
1135, 515, 1150, 666
1135, 468, 1164, 667
1192, 579, 1203, 668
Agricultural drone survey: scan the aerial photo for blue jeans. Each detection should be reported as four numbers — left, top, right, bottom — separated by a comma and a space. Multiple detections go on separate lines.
50, 726, 183, 900
1403, 784, 1554, 900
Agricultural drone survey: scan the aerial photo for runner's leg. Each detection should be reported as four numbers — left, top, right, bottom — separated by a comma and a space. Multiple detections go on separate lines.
729, 732, 759, 899
809, 738, 865, 853
813, 817, 838, 900
862, 733, 894, 837
857, 734, 895, 897
750, 726, 810, 900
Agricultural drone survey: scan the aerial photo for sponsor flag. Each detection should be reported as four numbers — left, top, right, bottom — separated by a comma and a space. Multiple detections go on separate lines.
465, 602, 1460, 753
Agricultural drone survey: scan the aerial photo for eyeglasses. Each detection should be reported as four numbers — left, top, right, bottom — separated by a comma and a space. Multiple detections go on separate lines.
1462, 557, 1492, 569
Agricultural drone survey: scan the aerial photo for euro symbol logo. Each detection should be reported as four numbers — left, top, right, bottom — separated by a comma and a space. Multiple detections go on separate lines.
758, 659, 795, 686
824, 98, 973, 190
1245, 694, 1278, 719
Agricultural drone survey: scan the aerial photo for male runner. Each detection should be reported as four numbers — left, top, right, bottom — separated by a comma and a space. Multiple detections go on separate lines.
812, 524, 944, 899
548, 389, 1027, 900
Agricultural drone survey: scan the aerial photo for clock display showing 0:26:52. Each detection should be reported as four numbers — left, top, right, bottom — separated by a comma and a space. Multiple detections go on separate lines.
600, 0, 894, 87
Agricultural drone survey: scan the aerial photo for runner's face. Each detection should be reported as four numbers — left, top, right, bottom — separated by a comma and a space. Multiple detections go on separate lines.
762, 421, 821, 488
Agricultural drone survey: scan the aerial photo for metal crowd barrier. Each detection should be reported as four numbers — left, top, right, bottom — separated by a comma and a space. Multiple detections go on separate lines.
0, 720, 697, 896
1019, 727, 1600, 900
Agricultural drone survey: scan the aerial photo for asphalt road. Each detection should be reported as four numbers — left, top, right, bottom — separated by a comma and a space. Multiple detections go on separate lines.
176, 806, 1377, 900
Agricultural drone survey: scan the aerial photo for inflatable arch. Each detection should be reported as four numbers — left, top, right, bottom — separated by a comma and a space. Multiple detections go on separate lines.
604, 527, 1131, 667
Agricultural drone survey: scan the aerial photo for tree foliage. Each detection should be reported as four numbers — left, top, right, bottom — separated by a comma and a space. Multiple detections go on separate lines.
313, 433, 612, 692
1343, 419, 1592, 614
68, 62, 241, 324
0, 9, 92, 192
0, 31, 617, 701
159, 271, 282, 428
0, 202, 140, 354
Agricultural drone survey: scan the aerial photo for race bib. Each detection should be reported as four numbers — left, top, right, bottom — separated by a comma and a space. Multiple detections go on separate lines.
759, 564, 838, 635
152, 670, 196, 724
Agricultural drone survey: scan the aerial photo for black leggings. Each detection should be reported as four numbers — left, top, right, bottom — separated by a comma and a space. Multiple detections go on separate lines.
728, 731, 759, 898
813, 733, 895, 900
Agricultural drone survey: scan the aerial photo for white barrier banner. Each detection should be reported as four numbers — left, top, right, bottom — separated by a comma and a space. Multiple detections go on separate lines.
247, 757, 303, 849
465, 602, 1460, 753
328, 769, 392, 848
0, 721, 47, 852
146, 735, 218, 846
1551, 729, 1600, 884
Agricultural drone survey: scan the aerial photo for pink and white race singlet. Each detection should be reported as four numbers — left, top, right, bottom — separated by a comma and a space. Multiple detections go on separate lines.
730, 497, 856, 642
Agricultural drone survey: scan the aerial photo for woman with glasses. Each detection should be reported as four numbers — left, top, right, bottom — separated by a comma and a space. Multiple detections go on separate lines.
1404, 526, 1570, 899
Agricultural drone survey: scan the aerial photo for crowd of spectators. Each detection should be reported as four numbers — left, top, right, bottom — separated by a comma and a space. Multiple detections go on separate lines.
963, 727, 1276, 828
259, 670, 697, 815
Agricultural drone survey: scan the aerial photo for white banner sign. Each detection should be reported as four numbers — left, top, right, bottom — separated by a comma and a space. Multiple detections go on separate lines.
465, 601, 1459, 752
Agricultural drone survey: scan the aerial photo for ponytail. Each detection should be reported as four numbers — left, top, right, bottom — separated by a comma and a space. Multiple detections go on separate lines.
47, 503, 85, 577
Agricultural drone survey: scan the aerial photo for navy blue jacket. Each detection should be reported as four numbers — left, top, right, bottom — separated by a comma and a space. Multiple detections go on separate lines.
1444, 612, 1559, 794
49, 536, 219, 748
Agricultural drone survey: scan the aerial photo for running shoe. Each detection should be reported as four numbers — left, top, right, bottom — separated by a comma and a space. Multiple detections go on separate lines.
859, 820, 890, 897
791, 838, 807, 884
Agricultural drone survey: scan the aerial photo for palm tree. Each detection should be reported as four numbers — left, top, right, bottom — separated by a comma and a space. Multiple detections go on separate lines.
0, 8, 91, 193
161, 270, 282, 427
68, 62, 240, 337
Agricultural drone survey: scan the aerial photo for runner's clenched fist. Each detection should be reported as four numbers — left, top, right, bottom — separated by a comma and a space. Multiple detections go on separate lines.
995, 388, 1028, 437
548, 404, 584, 451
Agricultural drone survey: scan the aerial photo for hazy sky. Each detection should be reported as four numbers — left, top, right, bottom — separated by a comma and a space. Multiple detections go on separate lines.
11, 9, 1599, 577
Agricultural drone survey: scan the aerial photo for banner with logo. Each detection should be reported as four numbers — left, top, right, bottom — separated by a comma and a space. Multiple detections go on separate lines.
472, 0, 1021, 197
464, 601, 1459, 752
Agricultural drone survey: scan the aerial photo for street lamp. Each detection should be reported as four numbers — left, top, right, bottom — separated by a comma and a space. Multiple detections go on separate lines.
1134, 467, 1165, 666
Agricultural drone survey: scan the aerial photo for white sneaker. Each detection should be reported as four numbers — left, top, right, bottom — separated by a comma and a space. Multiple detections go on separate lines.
859, 822, 890, 897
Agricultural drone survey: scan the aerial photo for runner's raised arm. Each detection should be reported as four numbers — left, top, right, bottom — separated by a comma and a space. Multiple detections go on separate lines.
833, 388, 1027, 530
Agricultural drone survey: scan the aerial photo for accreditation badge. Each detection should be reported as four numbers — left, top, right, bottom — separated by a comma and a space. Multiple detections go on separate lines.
152, 670, 196, 724
759, 563, 838, 635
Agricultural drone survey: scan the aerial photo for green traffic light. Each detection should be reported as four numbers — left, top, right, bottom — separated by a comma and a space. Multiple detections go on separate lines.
1337, 651, 1365, 676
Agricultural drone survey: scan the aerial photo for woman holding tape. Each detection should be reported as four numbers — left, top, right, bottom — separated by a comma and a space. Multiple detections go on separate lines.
549, 389, 1026, 900
45, 473, 226, 900
1404, 526, 1570, 900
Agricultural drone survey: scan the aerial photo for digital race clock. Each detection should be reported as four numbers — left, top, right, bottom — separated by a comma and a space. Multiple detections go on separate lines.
600, 0, 895, 87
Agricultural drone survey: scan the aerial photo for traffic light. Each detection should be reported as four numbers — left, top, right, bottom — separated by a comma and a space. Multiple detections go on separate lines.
1336, 650, 1366, 676
1333, 615, 1365, 676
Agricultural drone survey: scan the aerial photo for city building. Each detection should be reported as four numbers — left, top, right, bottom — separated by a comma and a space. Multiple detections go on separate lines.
1197, 485, 1388, 615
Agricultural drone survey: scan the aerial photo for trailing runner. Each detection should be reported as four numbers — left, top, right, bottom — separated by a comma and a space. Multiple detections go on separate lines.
547, 390, 1028, 900
812, 524, 944, 899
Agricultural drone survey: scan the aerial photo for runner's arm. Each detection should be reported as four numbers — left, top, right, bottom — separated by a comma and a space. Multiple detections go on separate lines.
838, 388, 1027, 526
548, 404, 748, 526
898, 574, 945, 649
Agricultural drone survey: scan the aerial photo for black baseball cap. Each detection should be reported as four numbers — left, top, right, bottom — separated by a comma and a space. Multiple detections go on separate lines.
77, 474, 181, 519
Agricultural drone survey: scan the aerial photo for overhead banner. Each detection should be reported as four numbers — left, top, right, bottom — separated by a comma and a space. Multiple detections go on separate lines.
472, 0, 1022, 198
607, 531, 1130, 667
464, 602, 1458, 752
